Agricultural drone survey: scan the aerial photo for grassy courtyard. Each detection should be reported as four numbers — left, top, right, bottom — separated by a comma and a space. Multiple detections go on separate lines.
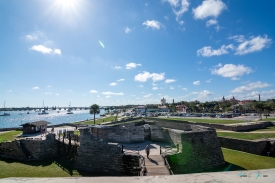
159, 117, 245, 124
0, 130, 22, 143
222, 148, 275, 170
74, 116, 120, 125
217, 132, 275, 140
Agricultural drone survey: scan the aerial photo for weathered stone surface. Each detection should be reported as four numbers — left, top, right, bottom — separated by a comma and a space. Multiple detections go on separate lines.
0, 134, 58, 160
219, 137, 275, 156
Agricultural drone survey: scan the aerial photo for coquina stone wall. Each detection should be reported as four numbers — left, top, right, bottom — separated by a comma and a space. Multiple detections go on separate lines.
219, 137, 275, 156
75, 128, 125, 174
166, 130, 225, 174
0, 134, 58, 160
90, 123, 144, 143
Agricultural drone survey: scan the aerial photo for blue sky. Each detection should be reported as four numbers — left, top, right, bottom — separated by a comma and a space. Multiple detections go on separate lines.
0, 0, 274, 107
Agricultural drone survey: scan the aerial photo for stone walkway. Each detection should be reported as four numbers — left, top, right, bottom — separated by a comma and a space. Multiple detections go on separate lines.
2, 168, 275, 183
122, 140, 171, 176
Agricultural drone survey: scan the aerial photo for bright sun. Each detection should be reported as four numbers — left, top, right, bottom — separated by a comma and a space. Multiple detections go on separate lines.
56, 0, 76, 7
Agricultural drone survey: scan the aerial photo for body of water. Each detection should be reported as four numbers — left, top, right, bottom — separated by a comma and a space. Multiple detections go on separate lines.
0, 109, 105, 128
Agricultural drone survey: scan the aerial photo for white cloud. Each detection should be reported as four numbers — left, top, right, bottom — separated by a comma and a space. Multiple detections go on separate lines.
152, 83, 158, 86
45, 92, 53, 95
117, 79, 125, 82
206, 19, 218, 27
6, 90, 12, 92
165, 79, 176, 83
106, 96, 111, 98
211, 64, 252, 80
90, 90, 98, 93
231, 81, 271, 93
193, 0, 227, 19
109, 82, 117, 86
170, 86, 174, 90
47, 85, 52, 88
135, 71, 165, 82
197, 44, 234, 57
143, 20, 163, 30
30, 45, 61, 55
197, 90, 213, 99
152, 87, 159, 90
228, 35, 245, 43
139, 85, 144, 87
193, 81, 200, 85
125, 27, 132, 33
30, 45, 52, 54
102, 92, 124, 95
25, 34, 38, 41
54, 49, 61, 55
163, 0, 190, 22
32, 86, 39, 89
55, 93, 59, 96
114, 66, 122, 69
234, 35, 272, 55
182, 88, 187, 91
144, 94, 153, 97
126, 62, 142, 69
206, 79, 212, 83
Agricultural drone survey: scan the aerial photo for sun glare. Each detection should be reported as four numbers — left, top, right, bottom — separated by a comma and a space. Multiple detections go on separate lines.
56, 0, 76, 7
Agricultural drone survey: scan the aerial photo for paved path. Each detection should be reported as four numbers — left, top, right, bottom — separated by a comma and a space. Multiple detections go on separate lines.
2, 168, 275, 183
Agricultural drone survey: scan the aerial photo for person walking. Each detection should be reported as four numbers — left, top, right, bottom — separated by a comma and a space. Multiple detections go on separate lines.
145, 145, 150, 158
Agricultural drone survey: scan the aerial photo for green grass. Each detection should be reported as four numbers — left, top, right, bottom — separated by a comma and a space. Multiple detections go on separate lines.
253, 126, 275, 131
260, 118, 275, 122
158, 117, 245, 124
0, 131, 22, 143
75, 116, 120, 125
217, 132, 275, 140
0, 158, 106, 178
222, 148, 275, 170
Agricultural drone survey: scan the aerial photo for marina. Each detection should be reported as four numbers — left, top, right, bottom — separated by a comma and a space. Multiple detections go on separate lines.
0, 109, 105, 128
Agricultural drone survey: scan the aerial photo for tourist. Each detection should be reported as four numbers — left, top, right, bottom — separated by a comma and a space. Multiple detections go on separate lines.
142, 166, 148, 176
51, 127, 54, 133
145, 145, 150, 158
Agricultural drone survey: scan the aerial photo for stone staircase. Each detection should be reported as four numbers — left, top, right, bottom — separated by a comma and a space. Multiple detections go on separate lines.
143, 155, 170, 176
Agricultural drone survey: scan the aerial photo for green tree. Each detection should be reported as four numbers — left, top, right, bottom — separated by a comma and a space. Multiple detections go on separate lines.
90, 104, 100, 125
254, 102, 265, 120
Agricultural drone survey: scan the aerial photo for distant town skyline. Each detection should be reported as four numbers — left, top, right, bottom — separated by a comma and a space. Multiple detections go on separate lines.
1, 0, 274, 107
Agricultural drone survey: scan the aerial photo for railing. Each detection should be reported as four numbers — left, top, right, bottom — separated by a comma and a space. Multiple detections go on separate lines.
161, 155, 174, 175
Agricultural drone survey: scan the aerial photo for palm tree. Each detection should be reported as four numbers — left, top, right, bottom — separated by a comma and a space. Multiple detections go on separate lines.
90, 104, 100, 125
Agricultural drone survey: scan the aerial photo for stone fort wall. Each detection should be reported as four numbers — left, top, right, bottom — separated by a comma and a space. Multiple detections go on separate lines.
0, 134, 58, 160
90, 120, 225, 173
75, 128, 125, 174
219, 137, 275, 156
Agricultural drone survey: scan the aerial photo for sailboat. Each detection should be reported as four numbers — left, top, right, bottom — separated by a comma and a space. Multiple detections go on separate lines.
0, 101, 10, 116
67, 102, 73, 114
38, 100, 49, 115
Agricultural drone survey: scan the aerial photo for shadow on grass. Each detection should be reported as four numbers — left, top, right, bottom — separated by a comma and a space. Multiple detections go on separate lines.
203, 162, 246, 173
0, 157, 126, 177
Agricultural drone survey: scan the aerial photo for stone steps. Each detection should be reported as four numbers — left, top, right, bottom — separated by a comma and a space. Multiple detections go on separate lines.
143, 155, 170, 176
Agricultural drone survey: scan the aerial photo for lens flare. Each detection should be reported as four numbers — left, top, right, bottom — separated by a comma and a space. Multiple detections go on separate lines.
99, 40, 105, 48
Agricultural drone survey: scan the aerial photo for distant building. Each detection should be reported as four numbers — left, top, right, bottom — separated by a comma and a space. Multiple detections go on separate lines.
21, 120, 51, 134
135, 105, 145, 113
222, 96, 239, 102
176, 105, 188, 113
161, 97, 166, 106
158, 105, 169, 112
